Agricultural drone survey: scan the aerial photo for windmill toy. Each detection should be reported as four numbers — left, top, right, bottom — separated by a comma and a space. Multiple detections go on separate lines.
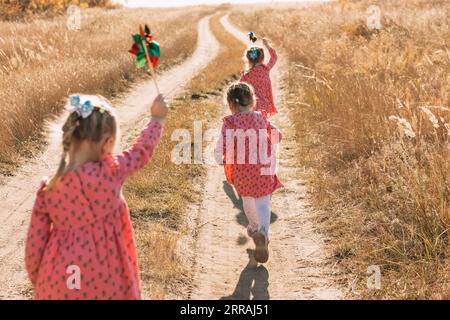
128, 24, 161, 93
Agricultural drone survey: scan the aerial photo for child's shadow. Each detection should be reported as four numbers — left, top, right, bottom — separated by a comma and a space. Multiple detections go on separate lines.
222, 181, 278, 230
220, 249, 270, 300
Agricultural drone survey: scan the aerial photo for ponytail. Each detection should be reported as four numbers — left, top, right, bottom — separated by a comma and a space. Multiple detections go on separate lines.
44, 114, 78, 191
45, 152, 67, 192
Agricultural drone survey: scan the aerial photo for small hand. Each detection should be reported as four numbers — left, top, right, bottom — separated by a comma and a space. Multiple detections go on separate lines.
151, 93, 168, 119
262, 38, 271, 48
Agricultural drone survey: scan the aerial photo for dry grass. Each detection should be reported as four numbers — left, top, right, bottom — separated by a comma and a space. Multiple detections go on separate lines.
0, 7, 211, 174
124, 12, 246, 299
0, 0, 119, 20
231, 0, 449, 299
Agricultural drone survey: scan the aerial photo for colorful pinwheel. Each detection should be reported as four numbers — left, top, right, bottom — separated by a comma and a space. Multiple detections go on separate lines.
128, 24, 161, 92
128, 24, 160, 69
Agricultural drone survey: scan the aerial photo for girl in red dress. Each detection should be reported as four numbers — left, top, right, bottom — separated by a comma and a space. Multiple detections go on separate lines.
241, 38, 278, 118
25, 94, 168, 299
216, 82, 282, 263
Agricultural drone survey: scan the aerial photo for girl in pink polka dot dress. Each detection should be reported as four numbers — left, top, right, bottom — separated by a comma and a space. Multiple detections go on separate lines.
241, 38, 278, 118
25, 93, 168, 300
216, 82, 283, 263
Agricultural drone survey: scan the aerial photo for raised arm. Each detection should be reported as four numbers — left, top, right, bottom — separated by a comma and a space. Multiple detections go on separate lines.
25, 189, 51, 286
116, 94, 168, 181
263, 38, 278, 70
116, 118, 163, 181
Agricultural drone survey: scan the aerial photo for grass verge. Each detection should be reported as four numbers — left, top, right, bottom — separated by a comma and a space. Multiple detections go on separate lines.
231, 0, 449, 299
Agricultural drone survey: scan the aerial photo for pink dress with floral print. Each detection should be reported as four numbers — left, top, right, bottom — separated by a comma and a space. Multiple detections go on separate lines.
217, 111, 283, 198
25, 118, 163, 300
241, 48, 278, 118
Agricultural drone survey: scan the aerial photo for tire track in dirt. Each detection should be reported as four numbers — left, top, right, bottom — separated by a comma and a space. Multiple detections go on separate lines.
188, 14, 342, 300
0, 15, 219, 299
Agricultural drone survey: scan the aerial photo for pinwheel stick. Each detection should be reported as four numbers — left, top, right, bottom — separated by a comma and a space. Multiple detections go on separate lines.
140, 27, 160, 93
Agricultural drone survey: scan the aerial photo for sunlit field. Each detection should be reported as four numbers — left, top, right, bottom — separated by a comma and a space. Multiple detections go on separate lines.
231, 0, 449, 298
0, 0, 448, 301
0, 6, 211, 172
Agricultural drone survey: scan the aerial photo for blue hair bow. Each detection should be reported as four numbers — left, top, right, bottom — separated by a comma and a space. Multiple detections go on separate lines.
249, 47, 259, 60
69, 95, 94, 119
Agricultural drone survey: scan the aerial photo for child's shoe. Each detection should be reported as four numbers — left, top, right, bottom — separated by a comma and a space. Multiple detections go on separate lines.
247, 224, 258, 238
253, 229, 269, 263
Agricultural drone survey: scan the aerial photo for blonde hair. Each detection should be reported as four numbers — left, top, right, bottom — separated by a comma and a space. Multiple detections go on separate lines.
45, 95, 117, 191
226, 82, 255, 109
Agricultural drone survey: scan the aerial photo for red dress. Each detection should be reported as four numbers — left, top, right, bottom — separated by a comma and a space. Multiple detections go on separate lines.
217, 111, 283, 198
25, 119, 163, 300
241, 48, 278, 118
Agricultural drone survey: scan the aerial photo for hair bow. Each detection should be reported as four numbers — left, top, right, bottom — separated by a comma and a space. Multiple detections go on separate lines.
68, 95, 114, 119
249, 47, 259, 60
69, 95, 94, 118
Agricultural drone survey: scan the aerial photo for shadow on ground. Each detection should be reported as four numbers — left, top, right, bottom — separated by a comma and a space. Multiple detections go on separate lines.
220, 181, 276, 300
220, 249, 270, 300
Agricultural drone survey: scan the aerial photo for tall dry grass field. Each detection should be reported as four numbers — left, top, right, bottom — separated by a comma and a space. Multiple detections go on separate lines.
0, 0, 119, 20
124, 12, 246, 298
0, 7, 211, 174
232, 0, 449, 298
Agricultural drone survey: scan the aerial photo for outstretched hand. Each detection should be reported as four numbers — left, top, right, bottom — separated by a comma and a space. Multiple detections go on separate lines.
262, 37, 271, 48
151, 93, 168, 119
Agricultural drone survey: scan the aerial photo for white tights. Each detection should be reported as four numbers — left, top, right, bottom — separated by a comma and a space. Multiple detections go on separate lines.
242, 195, 271, 238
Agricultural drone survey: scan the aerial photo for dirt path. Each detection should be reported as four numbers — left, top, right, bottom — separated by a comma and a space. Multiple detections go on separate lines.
0, 15, 219, 299
187, 15, 342, 300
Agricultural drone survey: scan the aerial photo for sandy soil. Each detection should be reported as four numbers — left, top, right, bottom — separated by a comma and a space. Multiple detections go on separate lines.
0, 15, 220, 299
186, 15, 342, 300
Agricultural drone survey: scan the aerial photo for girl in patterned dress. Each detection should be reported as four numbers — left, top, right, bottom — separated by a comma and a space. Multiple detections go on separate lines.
216, 82, 283, 263
25, 93, 168, 299
241, 38, 278, 118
